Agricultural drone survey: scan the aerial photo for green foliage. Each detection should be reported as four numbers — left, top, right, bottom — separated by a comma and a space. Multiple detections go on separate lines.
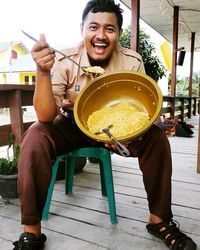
0, 134, 20, 175
119, 26, 166, 82
168, 71, 200, 96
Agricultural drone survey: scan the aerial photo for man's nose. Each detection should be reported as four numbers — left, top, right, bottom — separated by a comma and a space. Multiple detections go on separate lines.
96, 28, 106, 39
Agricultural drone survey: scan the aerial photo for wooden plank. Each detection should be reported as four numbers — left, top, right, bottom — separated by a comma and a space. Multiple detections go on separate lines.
3, 202, 199, 250
0, 84, 35, 92
8, 90, 24, 144
197, 115, 200, 173
0, 115, 199, 249
0, 215, 108, 250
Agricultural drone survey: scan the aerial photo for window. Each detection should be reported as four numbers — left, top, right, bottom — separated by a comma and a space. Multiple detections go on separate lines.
25, 76, 29, 85
32, 75, 36, 84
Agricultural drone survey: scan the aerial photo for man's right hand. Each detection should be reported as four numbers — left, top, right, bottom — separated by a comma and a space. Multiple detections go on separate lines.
31, 33, 55, 72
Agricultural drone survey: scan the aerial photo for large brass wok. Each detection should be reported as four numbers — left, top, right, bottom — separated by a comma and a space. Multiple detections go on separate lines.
74, 71, 163, 143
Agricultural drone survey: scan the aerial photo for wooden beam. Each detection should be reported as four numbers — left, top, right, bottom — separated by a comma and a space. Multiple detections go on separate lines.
171, 6, 179, 97
130, 0, 140, 52
189, 32, 195, 97
8, 90, 24, 144
197, 114, 200, 173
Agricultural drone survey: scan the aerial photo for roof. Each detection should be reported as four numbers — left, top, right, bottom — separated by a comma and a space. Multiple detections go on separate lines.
0, 42, 10, 52
120, 0, 200, 51
0, 53, 36, 73
0, 41, 29, 53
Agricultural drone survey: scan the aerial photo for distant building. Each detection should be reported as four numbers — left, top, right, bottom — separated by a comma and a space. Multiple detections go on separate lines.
0, 41, 36, 84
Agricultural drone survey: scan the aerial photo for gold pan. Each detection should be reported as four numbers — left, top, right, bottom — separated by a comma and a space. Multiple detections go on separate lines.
74, 71, 163, 143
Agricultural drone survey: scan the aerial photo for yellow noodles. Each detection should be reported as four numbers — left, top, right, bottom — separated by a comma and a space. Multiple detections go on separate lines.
84, 66, 105, 75
87, 102, 149, 138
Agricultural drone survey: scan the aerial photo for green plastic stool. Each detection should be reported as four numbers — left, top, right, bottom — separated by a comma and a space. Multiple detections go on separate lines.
42, 147, 117, 224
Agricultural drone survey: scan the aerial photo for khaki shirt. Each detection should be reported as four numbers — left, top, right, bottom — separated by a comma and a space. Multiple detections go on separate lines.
51, 42, 145, 109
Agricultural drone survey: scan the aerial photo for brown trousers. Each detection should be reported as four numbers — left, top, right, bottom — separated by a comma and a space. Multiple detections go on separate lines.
18, 114, 173, 225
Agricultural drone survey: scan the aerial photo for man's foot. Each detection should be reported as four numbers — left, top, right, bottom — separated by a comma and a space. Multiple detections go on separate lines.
146, 220, 196, 250
12, 232, 47, 250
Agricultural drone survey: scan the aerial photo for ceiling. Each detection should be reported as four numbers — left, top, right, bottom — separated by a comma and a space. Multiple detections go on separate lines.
120, 0, 200, 51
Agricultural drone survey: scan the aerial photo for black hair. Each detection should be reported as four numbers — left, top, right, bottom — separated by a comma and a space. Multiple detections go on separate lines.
82, 0, 123, 30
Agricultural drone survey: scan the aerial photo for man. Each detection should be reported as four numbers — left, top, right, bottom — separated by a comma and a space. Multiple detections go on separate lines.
13, 0, 196, 249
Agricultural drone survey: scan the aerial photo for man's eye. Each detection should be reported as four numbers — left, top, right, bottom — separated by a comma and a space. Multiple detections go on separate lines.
89, 25, 98, 31
106, 27, 115, 33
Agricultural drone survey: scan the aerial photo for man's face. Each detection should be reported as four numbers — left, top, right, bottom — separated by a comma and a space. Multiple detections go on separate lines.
81, 12, 122, 62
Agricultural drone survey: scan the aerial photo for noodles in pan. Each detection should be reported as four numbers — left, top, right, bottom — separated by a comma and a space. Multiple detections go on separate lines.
87, 102, 150, 139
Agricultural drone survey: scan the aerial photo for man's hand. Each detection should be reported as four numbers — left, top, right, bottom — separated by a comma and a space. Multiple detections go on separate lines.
105, 143, 117, 150
105, 142, 128, 151
31, 34, 55, 72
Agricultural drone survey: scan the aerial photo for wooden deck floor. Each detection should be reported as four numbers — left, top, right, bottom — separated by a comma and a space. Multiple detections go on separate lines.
0, 115, 200, 250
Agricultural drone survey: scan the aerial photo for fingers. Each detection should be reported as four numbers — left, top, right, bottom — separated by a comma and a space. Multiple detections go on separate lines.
39, 33, 46, 43
105, 143, 117, 150
105, 142, 128, 150
31, 33, 55, 72
32, 33, 48, 52
35, 51, 55, 71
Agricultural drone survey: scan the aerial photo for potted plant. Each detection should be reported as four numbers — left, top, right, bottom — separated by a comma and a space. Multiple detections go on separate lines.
0, 134, 20, 199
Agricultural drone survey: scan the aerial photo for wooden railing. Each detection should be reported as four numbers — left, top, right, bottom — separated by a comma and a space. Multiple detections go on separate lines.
162, 96, 199, 120
0, 84, 34, 146
0, 84, 199, 153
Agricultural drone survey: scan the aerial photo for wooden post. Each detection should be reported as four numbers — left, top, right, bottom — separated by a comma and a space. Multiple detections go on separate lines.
188, 98, 192, 119
8, 90, 24, 144
189, 32, 195, 97
130, 0, 140, 52
197, 114, 200, 173
170, 6, 179, 97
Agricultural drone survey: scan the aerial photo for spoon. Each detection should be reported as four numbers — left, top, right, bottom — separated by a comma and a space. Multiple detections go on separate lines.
95, 125, 130, 157
21, 30, 105, 78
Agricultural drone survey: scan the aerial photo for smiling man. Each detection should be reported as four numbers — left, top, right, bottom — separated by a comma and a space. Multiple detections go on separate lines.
82, 12, 122, 63
13, 0, 196, 249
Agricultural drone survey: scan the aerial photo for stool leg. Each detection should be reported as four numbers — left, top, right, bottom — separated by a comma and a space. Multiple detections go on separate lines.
65, 157, 76, 194
101, 154, 117, 224
99, 160, 107, 196
42, 157, 60, 220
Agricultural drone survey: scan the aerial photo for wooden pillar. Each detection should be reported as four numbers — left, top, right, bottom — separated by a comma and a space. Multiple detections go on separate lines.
170, 6, 179, 97
197, 114, 200, 173
189, 32, 195, 97
8, 90, 24, 144
130, 0, 140, 52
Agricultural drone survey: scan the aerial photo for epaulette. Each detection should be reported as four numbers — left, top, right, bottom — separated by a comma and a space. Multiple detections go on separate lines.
121, 47, 143, 62
56, 46, 79, 61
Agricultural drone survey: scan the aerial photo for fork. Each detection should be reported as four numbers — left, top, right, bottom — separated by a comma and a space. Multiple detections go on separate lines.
95, 125, 130, 157
21, 30, 104, 77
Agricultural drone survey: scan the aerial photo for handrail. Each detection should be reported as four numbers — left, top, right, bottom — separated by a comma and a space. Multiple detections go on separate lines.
0, 84, 199, 147
0, 84, 34, 146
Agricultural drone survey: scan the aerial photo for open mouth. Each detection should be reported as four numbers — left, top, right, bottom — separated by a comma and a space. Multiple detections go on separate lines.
92, 42, 108, 54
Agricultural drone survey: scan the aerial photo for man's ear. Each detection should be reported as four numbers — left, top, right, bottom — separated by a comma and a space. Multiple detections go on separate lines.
119, 29, 123, 37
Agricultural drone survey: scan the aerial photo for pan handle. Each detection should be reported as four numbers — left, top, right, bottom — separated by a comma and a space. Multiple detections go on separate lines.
103, 128, 130, 157
111, 137, 130, 157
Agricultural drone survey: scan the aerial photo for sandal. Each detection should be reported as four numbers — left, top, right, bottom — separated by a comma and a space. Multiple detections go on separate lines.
12, 232, 47, 250
146, 220, 197, 250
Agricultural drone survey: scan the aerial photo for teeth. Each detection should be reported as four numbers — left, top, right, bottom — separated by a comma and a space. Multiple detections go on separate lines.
94, 42, 107, 47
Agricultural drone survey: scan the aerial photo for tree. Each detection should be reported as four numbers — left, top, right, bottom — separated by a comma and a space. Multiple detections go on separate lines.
169, 72, 200, 96
120, 26, 166, 82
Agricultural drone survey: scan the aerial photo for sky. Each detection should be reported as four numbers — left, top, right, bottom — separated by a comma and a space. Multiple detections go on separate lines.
0, 0, 164, 48
0, 0, 199, 77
